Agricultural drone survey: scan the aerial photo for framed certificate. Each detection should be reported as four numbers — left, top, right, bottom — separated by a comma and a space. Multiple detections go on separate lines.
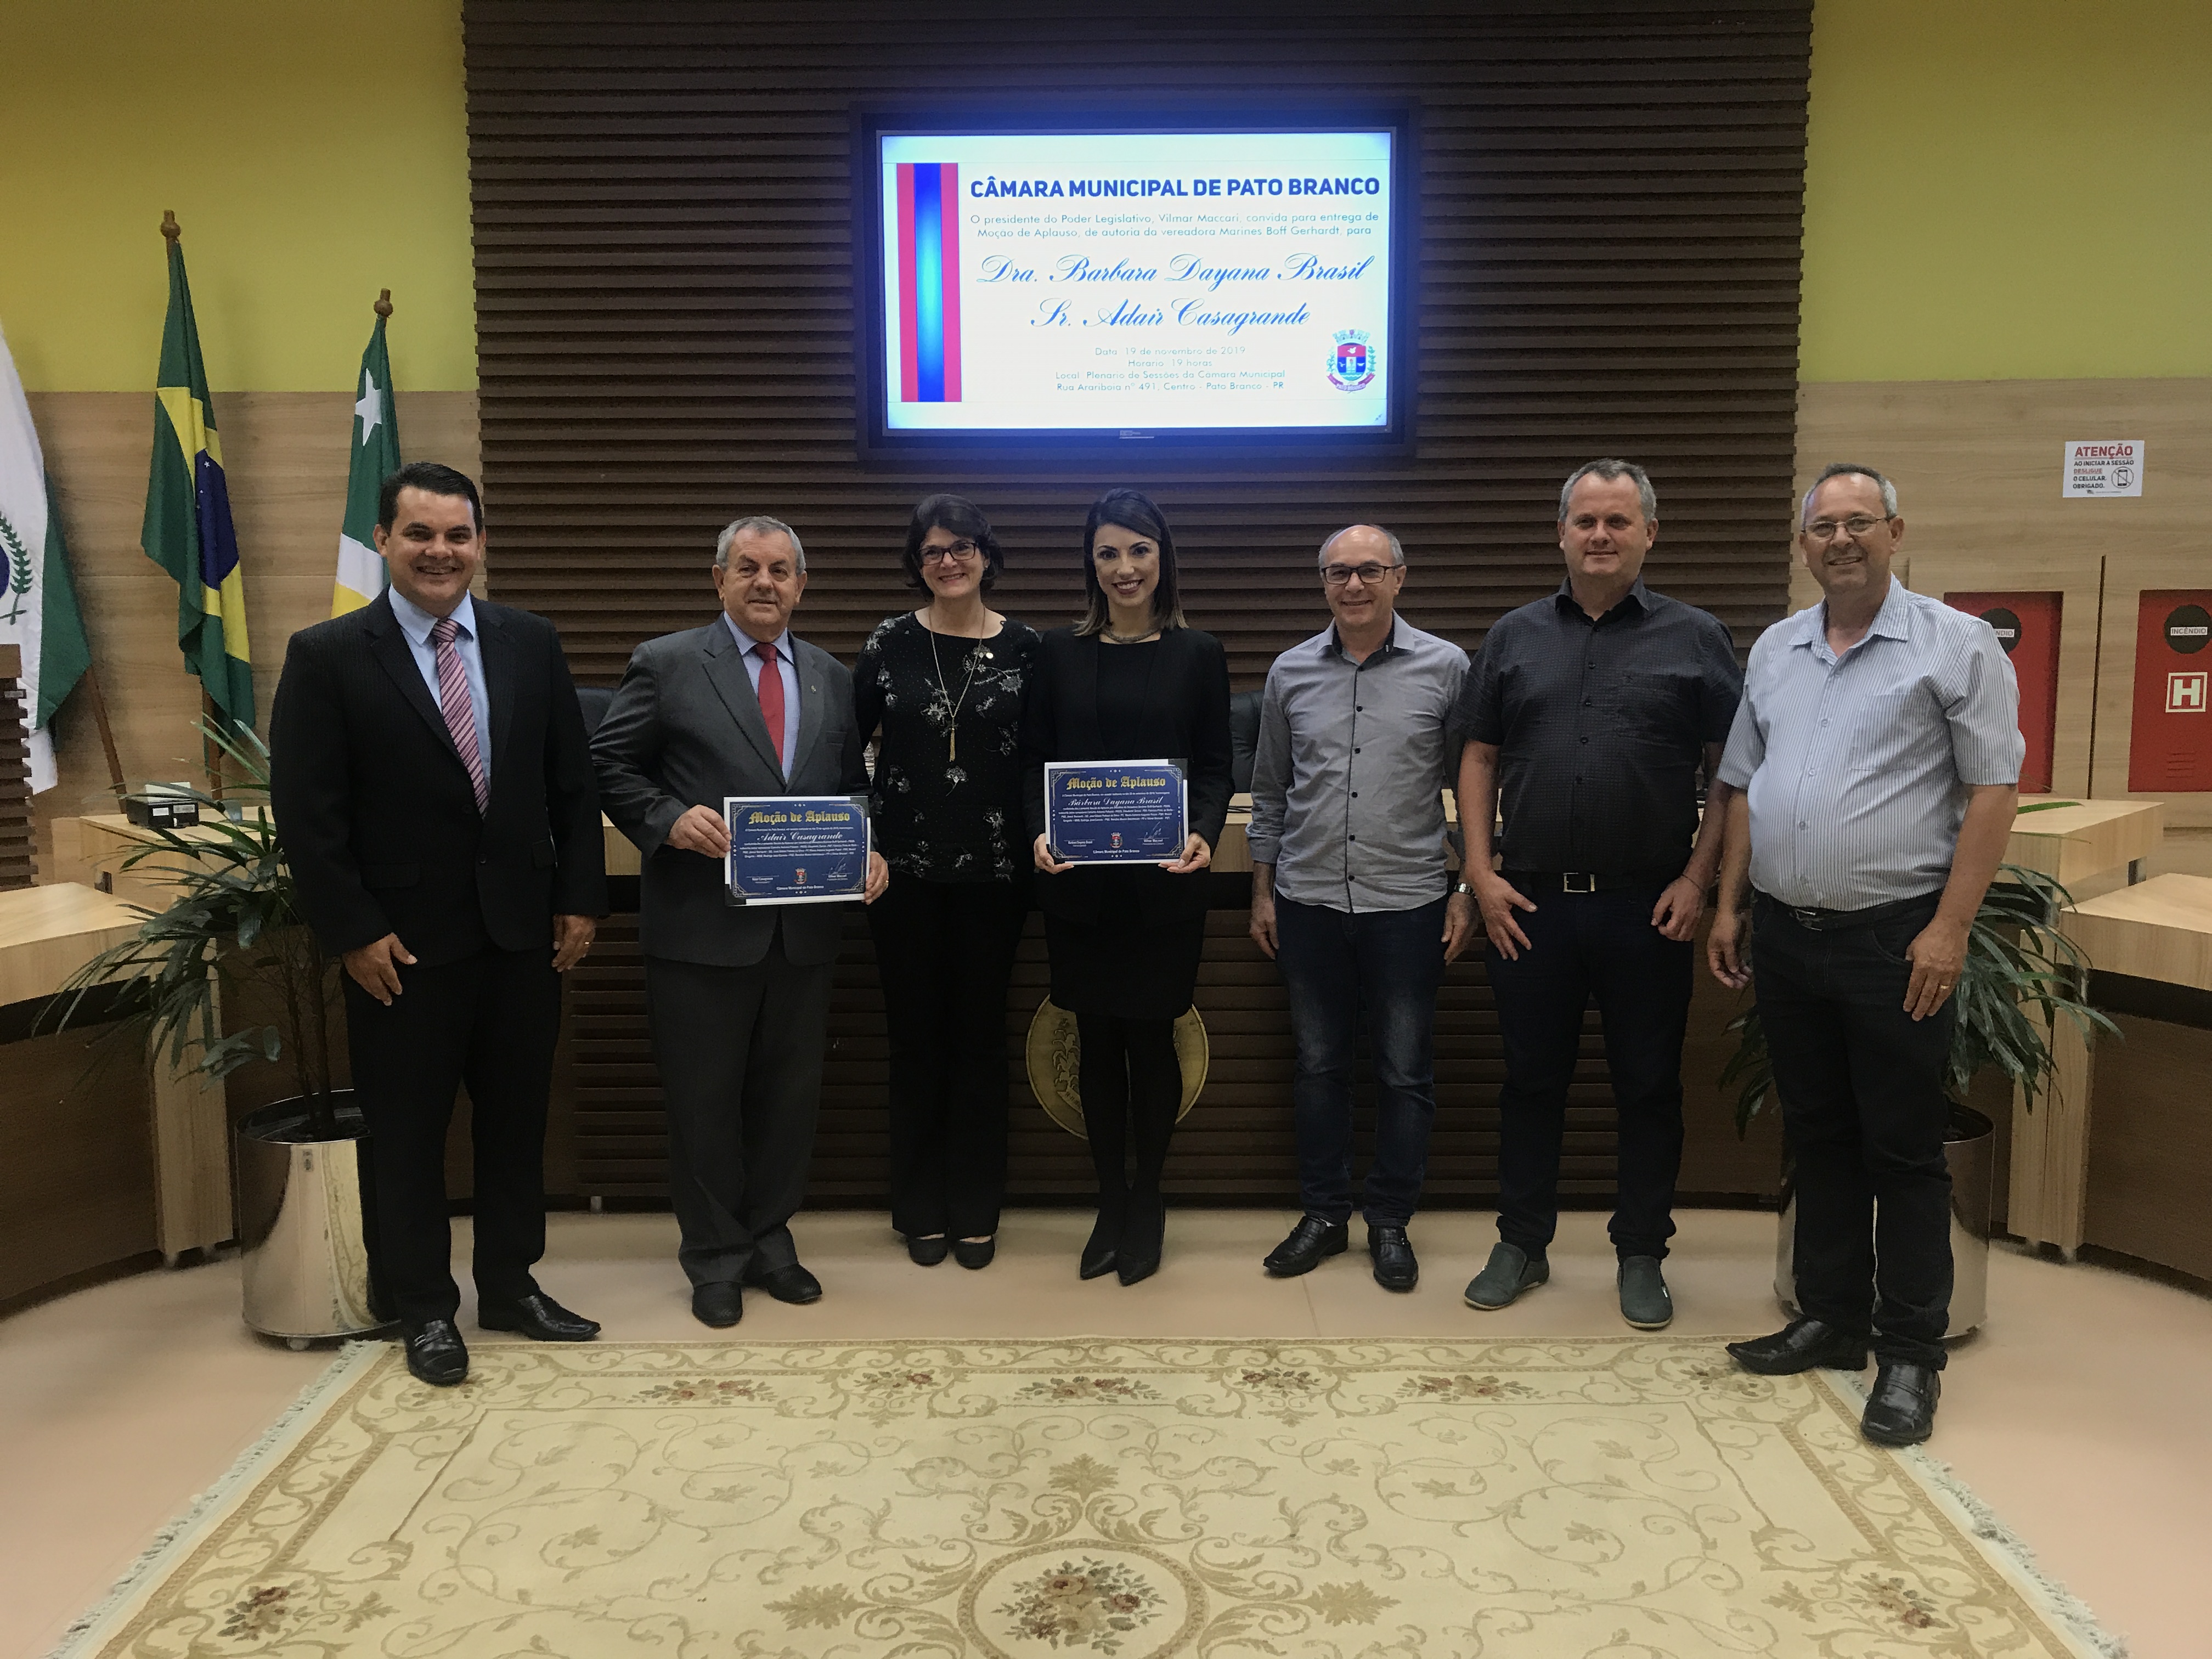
724, 794, 872, 905
1043, 761, 1187, 864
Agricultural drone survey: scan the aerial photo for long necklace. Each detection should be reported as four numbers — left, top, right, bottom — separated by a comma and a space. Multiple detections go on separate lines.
925, 610, 982, 764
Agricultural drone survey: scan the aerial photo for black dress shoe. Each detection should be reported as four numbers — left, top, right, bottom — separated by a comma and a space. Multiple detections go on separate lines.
1862, 1360, 1941, 1446
402, 1318, 469, 1386
477, 1291, 601, 1342
1080, 1208, 1122, 1280
691, 1282, 743, 1328
1263, 1215, 1348, 1277
906, 1235, 950, 1267
1725, 1318, 1869, 1376
952, 1237, 995, 1270
1117, 1193, 1165, 1286
743, 1261, 823, 1305
1369, 1224, 1419, 1292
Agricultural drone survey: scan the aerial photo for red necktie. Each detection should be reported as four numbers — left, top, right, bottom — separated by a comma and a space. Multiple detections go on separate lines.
430, 616, 488, 812
753, 640, 786, 770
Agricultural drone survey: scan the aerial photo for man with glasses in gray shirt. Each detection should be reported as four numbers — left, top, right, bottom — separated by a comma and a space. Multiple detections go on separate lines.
1249, 525, 1475, 1291
1710, 462, 2020, 1447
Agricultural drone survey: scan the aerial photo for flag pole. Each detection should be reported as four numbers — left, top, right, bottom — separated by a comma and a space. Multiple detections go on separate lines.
201, 693, 224, 800
163, 213, 221, 799
78, 665, 127, 798
376, 287, 392, 319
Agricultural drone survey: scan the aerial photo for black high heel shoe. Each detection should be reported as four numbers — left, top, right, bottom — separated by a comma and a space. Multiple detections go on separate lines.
1116, 1192, 1164, 1286
1079, 1209, 1122, 1280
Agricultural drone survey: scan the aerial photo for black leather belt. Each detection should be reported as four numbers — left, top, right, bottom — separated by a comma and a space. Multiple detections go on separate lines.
1502, 870, 1672, 894
1755, 890, 1940, 933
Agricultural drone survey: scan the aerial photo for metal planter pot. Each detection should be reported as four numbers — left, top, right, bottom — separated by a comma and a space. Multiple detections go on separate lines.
235, 1094, 386, 1346
1773, 1104, 1995, 1340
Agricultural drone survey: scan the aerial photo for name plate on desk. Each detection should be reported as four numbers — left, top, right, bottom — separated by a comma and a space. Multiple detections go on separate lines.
1045, 761, 1187, 863
724, 795, 871, 905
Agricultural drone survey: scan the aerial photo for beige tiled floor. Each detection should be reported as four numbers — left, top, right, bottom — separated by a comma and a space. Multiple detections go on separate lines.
6, 1207, 2207, 1657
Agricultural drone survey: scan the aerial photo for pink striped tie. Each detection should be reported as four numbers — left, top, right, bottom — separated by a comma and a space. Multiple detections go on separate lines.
430, 616, 489, 813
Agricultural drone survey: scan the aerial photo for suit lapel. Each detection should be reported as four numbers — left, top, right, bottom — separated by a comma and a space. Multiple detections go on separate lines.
792, 638, 826, 778
365, 594, 462, 763
479, 602, 517, 793
702, 619, 786, 778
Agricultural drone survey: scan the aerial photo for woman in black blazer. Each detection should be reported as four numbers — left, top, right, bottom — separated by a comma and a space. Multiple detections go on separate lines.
1022, 488, 1232, 1285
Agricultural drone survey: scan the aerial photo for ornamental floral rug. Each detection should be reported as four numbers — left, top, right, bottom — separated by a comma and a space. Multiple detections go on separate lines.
57, 1338, 2117, 1658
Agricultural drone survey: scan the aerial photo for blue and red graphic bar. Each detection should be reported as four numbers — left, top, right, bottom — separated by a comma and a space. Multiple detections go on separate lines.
897, 162, 962, 403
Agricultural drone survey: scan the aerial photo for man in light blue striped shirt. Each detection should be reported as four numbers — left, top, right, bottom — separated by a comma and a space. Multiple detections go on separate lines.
1709, 462, 2021, 1450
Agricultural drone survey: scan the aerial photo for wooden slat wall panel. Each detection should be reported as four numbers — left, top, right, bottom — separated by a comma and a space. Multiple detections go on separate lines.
0, 669, 34, 891
467, 1, 1807, 1203
573, 909, 1651, 1207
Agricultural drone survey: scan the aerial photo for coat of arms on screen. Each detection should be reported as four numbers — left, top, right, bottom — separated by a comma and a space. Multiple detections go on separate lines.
1328, 329, 1376, 392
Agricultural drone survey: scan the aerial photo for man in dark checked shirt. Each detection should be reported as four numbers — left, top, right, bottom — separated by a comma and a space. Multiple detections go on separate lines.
1454, 459, 1742, 1329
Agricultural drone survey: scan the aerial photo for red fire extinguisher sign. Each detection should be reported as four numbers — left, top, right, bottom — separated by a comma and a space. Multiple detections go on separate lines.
2129, 590, 2212, 792
1945, 591, 2061, 794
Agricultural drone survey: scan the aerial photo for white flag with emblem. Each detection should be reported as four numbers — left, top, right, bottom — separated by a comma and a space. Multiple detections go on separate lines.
0, 321, 93, 792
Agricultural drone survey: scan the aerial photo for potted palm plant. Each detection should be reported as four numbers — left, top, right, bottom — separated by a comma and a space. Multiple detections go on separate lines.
47, 721, 383, 1346
1720, 861, 2117, 1335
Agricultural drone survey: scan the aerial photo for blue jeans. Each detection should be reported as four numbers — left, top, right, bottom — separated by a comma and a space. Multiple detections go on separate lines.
1486, 879, 1691, 1262
1274, 894, 1448, 1227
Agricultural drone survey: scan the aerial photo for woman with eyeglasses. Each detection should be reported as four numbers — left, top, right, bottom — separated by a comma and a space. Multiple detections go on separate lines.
1021, 488, 1232, 1284
854, 495, 1042, 1271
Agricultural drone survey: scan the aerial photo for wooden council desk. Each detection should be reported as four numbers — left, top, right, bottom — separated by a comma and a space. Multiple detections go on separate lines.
2057, 874, 2212, 1279
0, 884, 229, 1312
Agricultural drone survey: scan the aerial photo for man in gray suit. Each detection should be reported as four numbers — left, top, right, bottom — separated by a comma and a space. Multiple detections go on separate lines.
592, 515, 888, 1327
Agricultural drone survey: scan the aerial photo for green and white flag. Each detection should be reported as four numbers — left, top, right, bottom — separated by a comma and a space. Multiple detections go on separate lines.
332, 304, 401, 616
0, 321, 94, 792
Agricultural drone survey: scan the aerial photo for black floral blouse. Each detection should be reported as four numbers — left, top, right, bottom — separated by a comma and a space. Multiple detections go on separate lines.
854, 611, 1042, 883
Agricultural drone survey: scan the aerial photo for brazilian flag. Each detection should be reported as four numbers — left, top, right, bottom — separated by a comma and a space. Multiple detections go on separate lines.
142, 233, 253, 729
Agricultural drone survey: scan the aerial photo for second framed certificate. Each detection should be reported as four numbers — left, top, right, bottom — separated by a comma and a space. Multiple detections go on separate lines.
1043, 761, 1187, 863
725, 794, 872, 905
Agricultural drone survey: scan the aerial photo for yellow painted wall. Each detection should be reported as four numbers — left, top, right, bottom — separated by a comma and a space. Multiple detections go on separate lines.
1802, 0, 2212, 381
0, 0, 474, 392
1, 1, 2205, 390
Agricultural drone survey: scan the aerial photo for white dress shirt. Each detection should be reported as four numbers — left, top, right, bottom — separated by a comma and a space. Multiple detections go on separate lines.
388, 586, 492, 789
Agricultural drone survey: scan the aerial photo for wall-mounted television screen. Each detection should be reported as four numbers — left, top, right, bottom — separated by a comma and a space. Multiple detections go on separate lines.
857, 113, 1414, 455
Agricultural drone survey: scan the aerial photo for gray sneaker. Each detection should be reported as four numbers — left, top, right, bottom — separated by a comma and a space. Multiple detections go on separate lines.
1463, 1242, 1548, 1311
1617, 1256, 1673, 1330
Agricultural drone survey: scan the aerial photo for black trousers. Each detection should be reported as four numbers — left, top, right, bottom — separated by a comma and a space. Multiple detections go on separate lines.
1077, 1014, 1182, 1211
646, 930, 833, 1288
1486, 881, 1691, 1261
343, 944, 560, 1327
867, 874, 1028, 1238
1754, 892, 1956, 1367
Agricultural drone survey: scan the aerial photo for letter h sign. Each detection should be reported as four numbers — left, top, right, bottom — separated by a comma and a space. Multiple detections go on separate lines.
2129, 591, 2212, 791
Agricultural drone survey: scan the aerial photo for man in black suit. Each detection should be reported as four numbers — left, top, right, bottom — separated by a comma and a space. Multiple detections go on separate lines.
591, 515, 887, 1328
271, 462, 607, 1386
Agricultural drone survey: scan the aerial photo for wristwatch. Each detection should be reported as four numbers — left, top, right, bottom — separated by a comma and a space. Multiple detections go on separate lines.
1453, 880, 1475, 896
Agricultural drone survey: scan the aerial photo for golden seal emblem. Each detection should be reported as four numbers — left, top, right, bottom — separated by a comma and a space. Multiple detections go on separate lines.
1024, 999, 1209, 1137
